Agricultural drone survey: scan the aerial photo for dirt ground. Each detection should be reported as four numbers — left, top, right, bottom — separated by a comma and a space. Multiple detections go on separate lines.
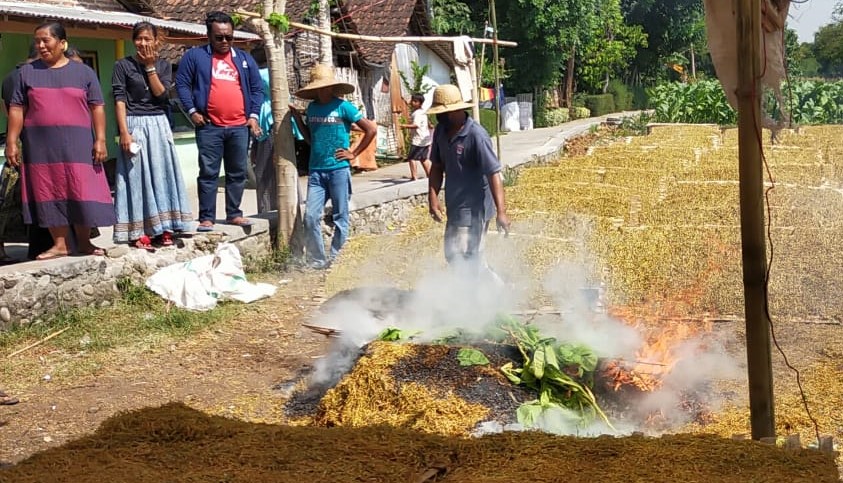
0, 270, 332, 465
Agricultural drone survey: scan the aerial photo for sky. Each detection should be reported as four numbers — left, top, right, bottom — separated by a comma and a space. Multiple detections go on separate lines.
788, 0, 838, 43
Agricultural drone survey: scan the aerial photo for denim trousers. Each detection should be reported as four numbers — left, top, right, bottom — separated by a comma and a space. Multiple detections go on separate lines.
304, 168, 351, 264
195, 124, 249, 222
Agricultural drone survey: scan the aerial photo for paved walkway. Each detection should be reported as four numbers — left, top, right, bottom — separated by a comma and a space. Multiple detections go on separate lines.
3, 111, 638, 262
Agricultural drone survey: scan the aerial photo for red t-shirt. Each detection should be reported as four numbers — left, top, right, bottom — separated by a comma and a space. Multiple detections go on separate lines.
207, 52, 246, 126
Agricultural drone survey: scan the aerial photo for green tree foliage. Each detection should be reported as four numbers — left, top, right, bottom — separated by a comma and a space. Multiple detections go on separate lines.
620, 0, 706, 83
580, 0, 647, 93
784, 28, 804, 78
488, 0, 599, 93
812, 21, 843, 77
430, 0, 475, 35
398, 60, 435, 94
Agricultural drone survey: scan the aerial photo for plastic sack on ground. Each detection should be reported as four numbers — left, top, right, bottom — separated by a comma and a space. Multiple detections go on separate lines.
146, 242, 277, 311
502, 102, 521, 132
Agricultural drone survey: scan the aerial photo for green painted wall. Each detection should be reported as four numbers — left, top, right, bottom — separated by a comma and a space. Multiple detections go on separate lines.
0, 33, 32, 133
0, 32, 125, 158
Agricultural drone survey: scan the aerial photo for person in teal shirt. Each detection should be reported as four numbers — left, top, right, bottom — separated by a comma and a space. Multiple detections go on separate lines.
290, 64, 376, 269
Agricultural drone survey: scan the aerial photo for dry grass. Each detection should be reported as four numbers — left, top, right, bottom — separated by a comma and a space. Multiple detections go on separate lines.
1, 402, 837, 483
330, 125, 843, 319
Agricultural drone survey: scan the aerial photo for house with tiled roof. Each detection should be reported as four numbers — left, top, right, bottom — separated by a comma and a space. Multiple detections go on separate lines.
286, 0, 454, 156
0, 0, 258, 160
140, 0, 454, 157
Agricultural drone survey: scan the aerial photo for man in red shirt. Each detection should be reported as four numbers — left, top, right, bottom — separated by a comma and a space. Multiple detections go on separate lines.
176, 11, 263, 231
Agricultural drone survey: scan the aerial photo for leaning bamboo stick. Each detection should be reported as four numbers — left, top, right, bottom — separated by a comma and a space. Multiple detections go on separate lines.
7, 327, 70, 358
234, 10, 518, 47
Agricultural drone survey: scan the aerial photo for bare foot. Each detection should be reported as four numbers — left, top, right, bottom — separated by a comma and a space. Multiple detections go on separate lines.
36, 249, 69, 261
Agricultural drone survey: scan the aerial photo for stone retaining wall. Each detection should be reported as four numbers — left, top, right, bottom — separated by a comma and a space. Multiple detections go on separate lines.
0, 228, 271, 330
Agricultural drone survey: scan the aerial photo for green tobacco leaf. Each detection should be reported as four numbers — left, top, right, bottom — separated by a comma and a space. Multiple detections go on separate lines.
516, 401, 544, 427
532, 345, 547, 379
457, 348, 490, 366
377, 327, 420, 342
501, 362, 522, 384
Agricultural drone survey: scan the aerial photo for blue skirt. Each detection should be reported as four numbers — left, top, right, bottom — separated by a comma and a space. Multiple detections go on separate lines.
113, 114, 193, 242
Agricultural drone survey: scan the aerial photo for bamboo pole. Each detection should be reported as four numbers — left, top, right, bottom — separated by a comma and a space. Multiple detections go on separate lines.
286, 20, 518, 47
469, 58, 481, 120
489, 0, 502, 157
736, 0, 776, 440
7, 327, 70, 358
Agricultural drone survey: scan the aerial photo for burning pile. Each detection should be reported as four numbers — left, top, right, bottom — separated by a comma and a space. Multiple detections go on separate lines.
287, 312, 717, 437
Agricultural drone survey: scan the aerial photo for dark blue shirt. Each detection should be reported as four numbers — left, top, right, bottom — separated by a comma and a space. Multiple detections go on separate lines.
430, 115, 501, 226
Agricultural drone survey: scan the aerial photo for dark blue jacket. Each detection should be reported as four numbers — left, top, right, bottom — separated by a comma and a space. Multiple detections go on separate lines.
175, 44, 263, 121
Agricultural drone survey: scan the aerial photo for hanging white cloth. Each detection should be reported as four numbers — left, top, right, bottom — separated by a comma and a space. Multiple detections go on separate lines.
452, 36, 475, 102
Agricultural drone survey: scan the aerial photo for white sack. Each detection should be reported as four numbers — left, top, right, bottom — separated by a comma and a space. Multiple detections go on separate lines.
146, 243, 277, 311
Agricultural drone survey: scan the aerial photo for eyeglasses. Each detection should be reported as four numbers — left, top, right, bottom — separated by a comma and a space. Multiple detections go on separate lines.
213, 35, 233, 42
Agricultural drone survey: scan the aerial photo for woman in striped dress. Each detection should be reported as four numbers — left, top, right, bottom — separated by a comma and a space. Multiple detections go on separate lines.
3, 22, 115, 260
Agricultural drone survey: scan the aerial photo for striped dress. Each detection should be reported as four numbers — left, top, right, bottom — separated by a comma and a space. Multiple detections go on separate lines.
11, 60, 116, 228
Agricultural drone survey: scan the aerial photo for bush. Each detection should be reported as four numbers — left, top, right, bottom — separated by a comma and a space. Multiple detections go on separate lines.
542, 108, 570, 126
583, 94, 616, 116
570, 107, 592, 120
607, 81, 633, 111
478, 109, 499, 135
771, 80, 843, 125
572, 93, 587, 108
648, 81, 736, 125
631, 86, 649, 109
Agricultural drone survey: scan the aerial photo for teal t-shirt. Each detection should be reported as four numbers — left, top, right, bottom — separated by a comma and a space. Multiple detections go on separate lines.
305, 97, 363, 171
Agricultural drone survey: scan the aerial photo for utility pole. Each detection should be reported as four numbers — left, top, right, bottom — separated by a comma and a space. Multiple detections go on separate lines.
735, 0, 776, 440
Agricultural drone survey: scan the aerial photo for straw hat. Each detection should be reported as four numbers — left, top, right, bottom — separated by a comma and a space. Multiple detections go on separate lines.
426, 84, 474, 115
296, 64, 355, 100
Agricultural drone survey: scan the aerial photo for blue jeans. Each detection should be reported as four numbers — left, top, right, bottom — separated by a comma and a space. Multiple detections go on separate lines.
195, 124, 249, 222
304, 168, 351, 264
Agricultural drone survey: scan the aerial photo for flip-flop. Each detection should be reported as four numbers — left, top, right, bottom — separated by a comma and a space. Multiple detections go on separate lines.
133, 237, 156, 252
158, 232, 174, 246
79, 247, 106, 257
0, 395, 19, 405
196, 222, 215, 232
225, 217, 253, 227
36, 250, 68, 261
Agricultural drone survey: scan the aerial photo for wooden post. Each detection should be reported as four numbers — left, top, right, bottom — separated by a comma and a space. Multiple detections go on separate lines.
469, 59, 481, 120
690, 44, 697, 80
115, 39, 124, 60
736, 0, 776, 440
489, 0, 502, 156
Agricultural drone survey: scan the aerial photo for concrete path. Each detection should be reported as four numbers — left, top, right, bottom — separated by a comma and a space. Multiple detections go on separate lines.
3, 111, 639, 262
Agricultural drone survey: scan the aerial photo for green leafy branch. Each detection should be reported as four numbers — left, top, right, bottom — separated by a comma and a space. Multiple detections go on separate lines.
399, 60, 435, 95
498, 318, 614, 431
267, 12, 290, 33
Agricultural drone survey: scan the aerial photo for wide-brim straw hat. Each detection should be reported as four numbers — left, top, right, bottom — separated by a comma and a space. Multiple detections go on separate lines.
426, 84, 474, 114
296, 64, 355, 100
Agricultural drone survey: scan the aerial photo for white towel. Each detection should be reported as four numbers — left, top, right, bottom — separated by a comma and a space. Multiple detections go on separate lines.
452, 36, 475, 102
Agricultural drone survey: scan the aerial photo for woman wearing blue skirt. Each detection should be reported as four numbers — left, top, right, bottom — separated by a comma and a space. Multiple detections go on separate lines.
112, 22, 192, 249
